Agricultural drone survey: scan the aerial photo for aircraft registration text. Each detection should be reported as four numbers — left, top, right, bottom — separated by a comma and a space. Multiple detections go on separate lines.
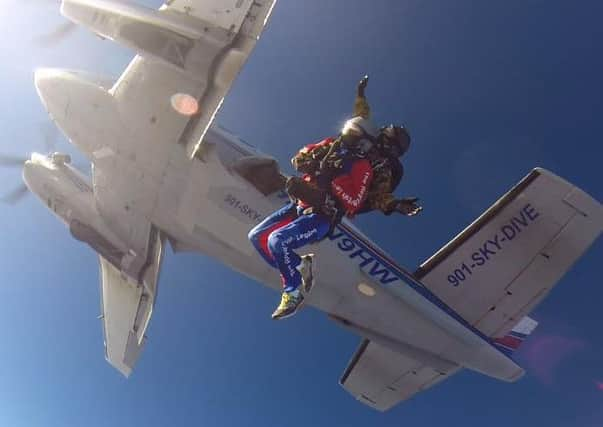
223, 193, 264, 222
447, 203, 541, 286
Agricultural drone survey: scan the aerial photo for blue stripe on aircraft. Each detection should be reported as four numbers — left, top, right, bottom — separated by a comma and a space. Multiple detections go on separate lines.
509, 331, 528, 339
337, 223, 515, 361
493, 343, 515, 357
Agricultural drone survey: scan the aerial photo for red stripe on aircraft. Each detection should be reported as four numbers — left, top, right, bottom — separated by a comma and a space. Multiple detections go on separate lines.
495, 335, 523, 350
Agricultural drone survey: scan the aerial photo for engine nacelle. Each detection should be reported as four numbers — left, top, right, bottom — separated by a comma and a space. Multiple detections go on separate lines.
23, 153, 95, 223
34, 69, 121, 159
23, 153, 144, 281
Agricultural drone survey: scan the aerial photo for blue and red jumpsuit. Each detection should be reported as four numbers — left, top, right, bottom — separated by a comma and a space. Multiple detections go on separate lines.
248, 138, 373, 292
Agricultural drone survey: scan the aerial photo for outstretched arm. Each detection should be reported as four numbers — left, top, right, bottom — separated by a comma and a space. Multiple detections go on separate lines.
353, 75, 371, 119
393, 197, 422, 216
318, 76, 372, 172
368, 192, 422, 216
364, 162, 422, 216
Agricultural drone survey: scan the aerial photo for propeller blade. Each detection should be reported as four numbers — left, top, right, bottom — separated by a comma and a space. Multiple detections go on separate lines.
0, 155, 28, 167
34, 21, 77, 46
0, 185, 29, 205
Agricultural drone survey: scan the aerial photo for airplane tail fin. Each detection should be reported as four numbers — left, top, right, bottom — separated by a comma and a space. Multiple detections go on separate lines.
493, 316, 539, 356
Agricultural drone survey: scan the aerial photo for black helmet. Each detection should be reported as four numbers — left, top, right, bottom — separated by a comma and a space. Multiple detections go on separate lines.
378, 125, 411, 158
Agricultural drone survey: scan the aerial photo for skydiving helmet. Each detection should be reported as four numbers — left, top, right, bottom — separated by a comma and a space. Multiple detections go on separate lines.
340, 116, 378, 157
378, 124, 411, 158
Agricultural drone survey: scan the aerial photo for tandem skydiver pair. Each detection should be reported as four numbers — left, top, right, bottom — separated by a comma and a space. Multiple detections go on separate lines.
248, 76, 422, 320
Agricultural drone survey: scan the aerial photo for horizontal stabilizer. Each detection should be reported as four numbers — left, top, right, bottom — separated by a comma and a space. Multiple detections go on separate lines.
340, 339, 460, 412
415, 168, 602, 339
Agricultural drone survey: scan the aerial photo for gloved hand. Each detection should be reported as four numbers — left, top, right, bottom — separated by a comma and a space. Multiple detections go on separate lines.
357, 75, 369, 97
394, 197, 422, 216
291, 156, 317, 174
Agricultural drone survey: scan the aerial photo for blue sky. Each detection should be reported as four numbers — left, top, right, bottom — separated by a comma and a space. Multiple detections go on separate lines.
0, 0, 602, 425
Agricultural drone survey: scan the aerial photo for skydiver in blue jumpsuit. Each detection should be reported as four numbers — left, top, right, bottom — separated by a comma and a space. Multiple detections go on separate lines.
248, 76, 420, 320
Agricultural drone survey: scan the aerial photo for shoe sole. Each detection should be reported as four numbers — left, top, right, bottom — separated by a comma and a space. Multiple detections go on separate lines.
301, 254, 315, 294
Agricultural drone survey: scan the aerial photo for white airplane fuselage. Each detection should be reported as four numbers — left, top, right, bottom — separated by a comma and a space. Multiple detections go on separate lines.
23, 98, 523, 383
22, 0, 603, 410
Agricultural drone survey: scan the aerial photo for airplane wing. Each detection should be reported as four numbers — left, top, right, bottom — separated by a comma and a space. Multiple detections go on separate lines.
340, 339, 461, 412
57, 0, 278, 266
415, 168, 603, 339
61, 0, 277, 157
43, 0, 276, 377
98, 230, 165, 377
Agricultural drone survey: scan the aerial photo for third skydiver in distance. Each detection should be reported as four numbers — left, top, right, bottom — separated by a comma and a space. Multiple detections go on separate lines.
248, 75, 421, 320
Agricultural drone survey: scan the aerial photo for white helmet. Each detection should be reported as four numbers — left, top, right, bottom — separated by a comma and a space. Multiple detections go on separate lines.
341, 116, 378, 156
341, 116, 378, 140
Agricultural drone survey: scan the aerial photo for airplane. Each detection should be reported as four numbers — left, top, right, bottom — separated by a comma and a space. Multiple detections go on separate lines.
16, 0, 603, 412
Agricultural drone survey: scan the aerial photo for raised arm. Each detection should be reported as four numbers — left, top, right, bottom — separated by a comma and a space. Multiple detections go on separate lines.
354, 75, 371, 119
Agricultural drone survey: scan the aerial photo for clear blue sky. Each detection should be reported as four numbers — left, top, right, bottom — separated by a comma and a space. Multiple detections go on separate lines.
0, 0, 602, 425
